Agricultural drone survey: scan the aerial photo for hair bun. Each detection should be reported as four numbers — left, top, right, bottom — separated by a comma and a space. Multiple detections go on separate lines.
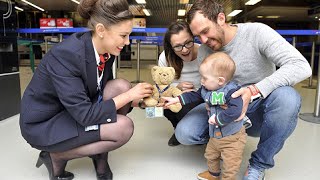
77, 0, 98, 19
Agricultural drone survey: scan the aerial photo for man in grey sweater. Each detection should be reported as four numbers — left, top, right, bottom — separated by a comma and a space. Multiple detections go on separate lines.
174, 0, 312, 180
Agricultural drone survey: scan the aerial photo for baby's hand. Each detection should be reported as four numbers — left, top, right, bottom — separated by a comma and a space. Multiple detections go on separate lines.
208, 114, 217, 125
156, 102, 165, 107
161, 97, 179, 108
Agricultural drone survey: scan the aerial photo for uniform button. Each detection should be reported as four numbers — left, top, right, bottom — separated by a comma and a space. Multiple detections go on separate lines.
107, 118, 111, 122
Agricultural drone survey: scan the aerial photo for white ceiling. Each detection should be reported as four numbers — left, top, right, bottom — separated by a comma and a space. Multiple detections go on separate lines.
18, 0, 78, 11
14, 0, 320, 27
245, 6, 311, 21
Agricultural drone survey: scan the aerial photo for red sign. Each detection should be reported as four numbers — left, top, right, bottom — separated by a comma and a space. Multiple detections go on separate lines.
40, 18, 56, 28
56, 18, 73, 28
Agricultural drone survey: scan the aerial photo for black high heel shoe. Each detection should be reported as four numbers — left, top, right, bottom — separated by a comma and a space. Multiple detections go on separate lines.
36, 151, 74, 180
168, 133, 180, 146
90, 155, 113, 180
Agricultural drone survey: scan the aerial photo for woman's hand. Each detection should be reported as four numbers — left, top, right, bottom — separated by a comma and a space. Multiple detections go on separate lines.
113, 83, 153, 110
127, 83, 153, 101
177, 82, 194, 92
231, 87, 252, 121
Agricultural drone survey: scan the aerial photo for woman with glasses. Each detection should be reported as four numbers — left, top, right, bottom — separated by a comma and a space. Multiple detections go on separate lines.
158, 21, 208, 146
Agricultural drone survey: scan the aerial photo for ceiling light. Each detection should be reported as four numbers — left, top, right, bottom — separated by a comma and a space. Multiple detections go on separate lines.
178, 9, 186, 16
15, 6, 24, 11
179, 0, 189, 4
257, 15, 263, 18
227, 10, 242, 17
135, 0, 146, 4
143, 9, 151, 16
70, 0, 80, 5
21, 0, 45, 11
245, 0, 262, 5
265, 15, 280, 19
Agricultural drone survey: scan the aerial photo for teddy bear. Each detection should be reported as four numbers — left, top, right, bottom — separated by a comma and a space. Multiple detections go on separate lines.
143, 66, 182, 113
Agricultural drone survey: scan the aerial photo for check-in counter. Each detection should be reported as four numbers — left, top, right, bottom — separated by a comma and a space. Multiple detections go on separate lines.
0, 0, 21, 120
131, 44, 158, 61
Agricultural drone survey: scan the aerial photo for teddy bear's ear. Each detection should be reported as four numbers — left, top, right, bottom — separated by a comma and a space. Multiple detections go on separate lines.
152, 66, 159, 73
168, 67, 175, 75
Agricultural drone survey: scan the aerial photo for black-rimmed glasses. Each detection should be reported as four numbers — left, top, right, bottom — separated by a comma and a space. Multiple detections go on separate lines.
172, 41, 194, 52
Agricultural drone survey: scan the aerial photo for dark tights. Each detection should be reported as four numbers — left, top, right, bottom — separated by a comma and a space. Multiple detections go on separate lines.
50, 79, 133, 176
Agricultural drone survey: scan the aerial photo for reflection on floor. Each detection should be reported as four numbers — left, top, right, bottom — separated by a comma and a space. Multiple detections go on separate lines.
0, 66, 319, 180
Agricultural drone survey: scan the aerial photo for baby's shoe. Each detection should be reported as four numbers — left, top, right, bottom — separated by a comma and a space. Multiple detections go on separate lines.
197, 170, 219, 180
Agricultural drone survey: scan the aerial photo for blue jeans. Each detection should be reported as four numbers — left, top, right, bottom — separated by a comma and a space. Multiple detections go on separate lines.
175, 103, 209, 145
175, 86, 301, 170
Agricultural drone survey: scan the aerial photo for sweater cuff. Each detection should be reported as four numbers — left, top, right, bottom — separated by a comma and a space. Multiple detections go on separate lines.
215, 114, 224, 126
255, 78, 275, 98
178, 95, 185, 105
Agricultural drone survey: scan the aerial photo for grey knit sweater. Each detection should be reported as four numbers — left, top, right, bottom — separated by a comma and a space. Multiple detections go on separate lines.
198, 22, 312, 97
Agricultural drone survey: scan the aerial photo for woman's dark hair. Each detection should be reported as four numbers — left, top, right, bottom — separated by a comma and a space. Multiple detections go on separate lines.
78, 0, 133, 31
163, 21, 193, 79
186, 0, 224, 24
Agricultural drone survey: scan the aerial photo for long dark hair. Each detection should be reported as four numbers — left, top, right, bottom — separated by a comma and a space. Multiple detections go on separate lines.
78, 0, 133, 31
163, 21, 193, 79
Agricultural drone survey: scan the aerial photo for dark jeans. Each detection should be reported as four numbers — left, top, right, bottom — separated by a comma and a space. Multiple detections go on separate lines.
164, 101, 202, 129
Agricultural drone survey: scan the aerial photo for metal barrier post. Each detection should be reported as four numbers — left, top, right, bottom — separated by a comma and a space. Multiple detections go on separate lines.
29, 43, 35, 73
117, 53, 120, 69
314, 49, 320, 117
131, 40, 142, 83
58, 34, 63, 42
292, 36, 296, 47
302, 41, 316, 89
299, 45, 320, 123
44, 37, 48, 53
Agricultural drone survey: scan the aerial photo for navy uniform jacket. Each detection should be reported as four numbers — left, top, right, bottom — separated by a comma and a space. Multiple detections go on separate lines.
20, 32, 117, 146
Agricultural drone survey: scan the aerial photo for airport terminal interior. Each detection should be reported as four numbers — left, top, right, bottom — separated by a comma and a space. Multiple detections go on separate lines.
1, 0, 320, 179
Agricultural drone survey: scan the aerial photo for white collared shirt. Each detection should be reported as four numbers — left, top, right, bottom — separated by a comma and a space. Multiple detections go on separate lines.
92, 41, 110, 90
92, 42, 102, 90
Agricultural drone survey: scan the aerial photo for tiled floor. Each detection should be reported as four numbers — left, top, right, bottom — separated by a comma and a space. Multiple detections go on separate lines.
0, 66, 319, 180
